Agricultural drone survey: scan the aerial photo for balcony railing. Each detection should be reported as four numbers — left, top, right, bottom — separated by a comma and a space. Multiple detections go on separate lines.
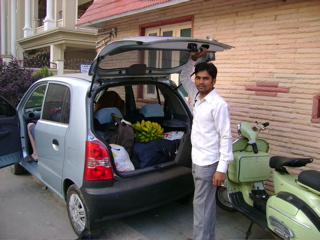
21, 58, 92, 70
21, 58, 57, 69
64, 58, 91, 70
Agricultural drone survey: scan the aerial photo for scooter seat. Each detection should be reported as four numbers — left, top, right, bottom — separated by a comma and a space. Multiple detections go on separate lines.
298, 170, 320, 193
269, 156, 313, 172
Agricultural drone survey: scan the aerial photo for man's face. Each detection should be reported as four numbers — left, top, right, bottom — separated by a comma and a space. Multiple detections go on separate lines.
195, 70, 216, 97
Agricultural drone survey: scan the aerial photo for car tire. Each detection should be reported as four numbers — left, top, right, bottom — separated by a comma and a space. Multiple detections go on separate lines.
216, 186, 236, 212
66, 184, 90, 236
10, 164, 26, 175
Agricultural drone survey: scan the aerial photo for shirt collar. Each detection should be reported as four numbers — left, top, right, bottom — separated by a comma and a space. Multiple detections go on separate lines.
197, 88, 217, 104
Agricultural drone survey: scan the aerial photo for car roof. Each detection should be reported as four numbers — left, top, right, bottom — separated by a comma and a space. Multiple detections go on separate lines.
54, 72, 92, 82
34, 73, 92, 91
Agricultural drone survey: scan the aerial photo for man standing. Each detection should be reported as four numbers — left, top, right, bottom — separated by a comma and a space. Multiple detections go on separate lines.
180, 47, 233, 240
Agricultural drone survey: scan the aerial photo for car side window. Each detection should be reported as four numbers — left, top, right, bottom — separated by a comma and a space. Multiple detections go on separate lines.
42, 84, 70, 124
0, 96, 16, 118
25, 85, 47, 109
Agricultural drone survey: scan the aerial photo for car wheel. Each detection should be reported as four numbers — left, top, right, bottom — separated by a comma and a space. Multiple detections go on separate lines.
216, 186, 236, 211
10, 164, 26, 175
66, 184, 89, 236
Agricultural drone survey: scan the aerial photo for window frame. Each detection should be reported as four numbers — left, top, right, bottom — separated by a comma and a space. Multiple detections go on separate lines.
42, 83, 71, 124
311, 93, 320, 123
143, 21, 192, 99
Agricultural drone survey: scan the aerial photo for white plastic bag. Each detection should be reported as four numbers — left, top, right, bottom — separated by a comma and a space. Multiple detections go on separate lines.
110, 144, 135, 172
163, 131, 184, 140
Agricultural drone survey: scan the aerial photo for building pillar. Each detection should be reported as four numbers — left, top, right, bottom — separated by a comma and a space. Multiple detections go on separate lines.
62, 0, 77, 28
43, 0, 55, 31
10, 0, 16, 57
55, 60, 64, 75
23, 0, 33, 37
1, 0, 7, 56
50, 44, 65, 74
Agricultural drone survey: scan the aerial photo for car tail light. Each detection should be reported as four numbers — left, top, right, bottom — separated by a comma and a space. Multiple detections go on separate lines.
84, 140, 113, 181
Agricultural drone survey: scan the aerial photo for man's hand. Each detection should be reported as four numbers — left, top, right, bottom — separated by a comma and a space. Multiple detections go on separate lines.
191, 47, 207, 61
212, 171, 226, 186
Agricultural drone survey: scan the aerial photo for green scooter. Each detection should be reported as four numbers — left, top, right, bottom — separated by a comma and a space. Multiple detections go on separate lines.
217, 121, 320, 240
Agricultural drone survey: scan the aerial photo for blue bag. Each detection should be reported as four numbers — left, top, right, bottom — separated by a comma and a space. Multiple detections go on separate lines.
132, 139, 180, 168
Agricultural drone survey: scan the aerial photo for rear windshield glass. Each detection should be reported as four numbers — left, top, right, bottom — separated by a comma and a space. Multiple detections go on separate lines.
93, 83, 190, 124
98, 50, 191, 70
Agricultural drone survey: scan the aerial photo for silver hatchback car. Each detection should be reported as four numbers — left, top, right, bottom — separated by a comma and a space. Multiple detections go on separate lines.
0, 36, 232, 235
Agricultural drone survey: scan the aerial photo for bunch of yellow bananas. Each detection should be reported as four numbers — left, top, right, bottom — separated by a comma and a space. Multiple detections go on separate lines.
132, 120, 164, 142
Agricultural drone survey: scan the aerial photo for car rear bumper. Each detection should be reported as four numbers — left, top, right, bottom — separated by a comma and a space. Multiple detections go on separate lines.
80, 165, 194, 222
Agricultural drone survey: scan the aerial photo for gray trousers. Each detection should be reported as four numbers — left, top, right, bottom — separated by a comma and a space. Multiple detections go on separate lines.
192, 162, 218, 240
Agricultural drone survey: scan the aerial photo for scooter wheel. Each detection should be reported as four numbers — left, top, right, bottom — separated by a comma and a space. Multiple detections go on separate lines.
216, 186, 236, 212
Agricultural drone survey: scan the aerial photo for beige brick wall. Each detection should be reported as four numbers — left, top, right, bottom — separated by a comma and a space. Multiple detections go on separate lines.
208, 0, 320, 177
98, 0, 320, 178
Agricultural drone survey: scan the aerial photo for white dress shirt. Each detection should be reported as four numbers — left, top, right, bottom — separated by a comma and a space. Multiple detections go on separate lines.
180, 59, 233, 173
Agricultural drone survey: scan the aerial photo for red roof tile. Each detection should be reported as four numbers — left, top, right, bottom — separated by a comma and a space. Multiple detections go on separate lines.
77, 0, 174, 26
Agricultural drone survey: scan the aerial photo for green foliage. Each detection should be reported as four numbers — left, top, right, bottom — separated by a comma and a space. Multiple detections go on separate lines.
34, 66, 53, 80
0, 58, 36, 106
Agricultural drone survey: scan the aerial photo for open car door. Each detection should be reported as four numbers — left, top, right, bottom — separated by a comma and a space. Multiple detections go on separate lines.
0, 96, 21, 168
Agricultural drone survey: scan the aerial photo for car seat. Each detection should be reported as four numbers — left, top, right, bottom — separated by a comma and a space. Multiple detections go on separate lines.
95, 107, 123, 125
94, 91, 126, 116
139, 103, 164, 118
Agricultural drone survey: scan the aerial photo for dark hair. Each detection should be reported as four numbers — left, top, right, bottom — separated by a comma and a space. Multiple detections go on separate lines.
194, 61, 217, 79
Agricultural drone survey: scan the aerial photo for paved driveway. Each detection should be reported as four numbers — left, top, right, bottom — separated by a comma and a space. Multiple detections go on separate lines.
0, 166, 274, 240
